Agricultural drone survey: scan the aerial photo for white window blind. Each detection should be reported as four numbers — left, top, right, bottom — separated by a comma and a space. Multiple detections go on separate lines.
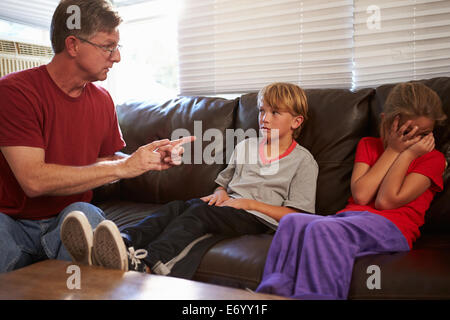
0, 0, 59, 30
178, 0, 354, 95
301, 0, 353, 89
0, 0, 153, 30
354, 0, 450, 88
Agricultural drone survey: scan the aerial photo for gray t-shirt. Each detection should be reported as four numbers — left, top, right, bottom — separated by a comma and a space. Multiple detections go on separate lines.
215, 137, 318, 228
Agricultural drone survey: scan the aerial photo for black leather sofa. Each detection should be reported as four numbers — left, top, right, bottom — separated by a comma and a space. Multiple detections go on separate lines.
93, 77, 450, 299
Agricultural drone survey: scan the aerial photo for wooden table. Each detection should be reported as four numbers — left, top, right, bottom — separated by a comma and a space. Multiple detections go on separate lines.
0, 260, 288, 300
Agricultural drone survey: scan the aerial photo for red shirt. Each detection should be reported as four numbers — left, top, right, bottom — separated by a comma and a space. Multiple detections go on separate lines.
0, 65, 125, 220
339, 137, 445, 248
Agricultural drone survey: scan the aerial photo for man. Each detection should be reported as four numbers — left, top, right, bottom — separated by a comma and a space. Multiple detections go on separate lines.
0, 0, 191, 273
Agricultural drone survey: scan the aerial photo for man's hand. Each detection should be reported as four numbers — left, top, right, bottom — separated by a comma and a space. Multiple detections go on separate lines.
158, 136, 196, 166
118, 139, 173, 179
119, 136, 196, 178
201, 187, 230, 206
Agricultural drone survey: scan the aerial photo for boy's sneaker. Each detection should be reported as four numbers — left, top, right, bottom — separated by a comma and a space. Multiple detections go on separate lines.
60, 211, 94, 265
93, 220, 149, 273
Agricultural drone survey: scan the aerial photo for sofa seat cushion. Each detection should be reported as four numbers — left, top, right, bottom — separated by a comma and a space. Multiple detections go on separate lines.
97, 200, 164, 229
96, 200, 450, 298
193, 234, 273, 290
96, 199, 273, 289
348, 233, 450, 299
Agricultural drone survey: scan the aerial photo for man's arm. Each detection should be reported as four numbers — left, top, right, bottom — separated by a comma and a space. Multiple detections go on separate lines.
95, 151, 129, 163
0, 140, 173, 198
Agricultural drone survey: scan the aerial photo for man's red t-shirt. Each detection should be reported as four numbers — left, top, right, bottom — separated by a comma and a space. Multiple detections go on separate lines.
0, 65, 126, 220
339, 137, 445, 248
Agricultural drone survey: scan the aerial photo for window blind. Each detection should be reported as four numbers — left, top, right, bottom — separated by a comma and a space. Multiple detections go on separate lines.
178, 0, 354, 95
0, 0, 152, 29
353, 0, 450, 88
0, 0, 59, 29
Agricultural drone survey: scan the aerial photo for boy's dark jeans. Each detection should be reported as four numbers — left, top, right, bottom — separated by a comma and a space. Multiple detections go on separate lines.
120, 198, 269, 272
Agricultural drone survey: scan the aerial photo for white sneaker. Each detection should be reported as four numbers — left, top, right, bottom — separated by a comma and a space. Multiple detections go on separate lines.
93, 220, 148, 272
60, 211, 94, 266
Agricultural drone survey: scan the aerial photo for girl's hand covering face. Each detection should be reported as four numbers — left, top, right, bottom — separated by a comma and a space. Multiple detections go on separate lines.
386, 116, 421, 153
406, 132, 435, 158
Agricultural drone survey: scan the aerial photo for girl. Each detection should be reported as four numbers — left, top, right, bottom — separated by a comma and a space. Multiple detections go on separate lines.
255, 82, 447, 300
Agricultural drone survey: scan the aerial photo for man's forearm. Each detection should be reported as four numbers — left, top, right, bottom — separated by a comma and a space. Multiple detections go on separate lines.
2, 139, 186, 198
96, 151, 129, 163
28, 159, 124, 197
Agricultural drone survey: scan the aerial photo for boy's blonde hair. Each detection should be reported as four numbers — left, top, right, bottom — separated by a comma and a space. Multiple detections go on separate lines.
257, 82, 308, 139
380, 82, 447, 140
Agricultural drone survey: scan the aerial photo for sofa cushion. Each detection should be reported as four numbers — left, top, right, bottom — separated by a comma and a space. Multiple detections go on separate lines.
115, 96, 238, 203
193, 234, 273, 290
348, 233, 450, 299
96, 199, 273, 283
96, 199, 163, 228
98, 198, 450, 298
236, 88, 374, 215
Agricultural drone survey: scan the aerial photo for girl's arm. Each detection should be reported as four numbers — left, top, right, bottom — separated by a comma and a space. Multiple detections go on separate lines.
375, 133, 435, 210
351, 117, 420, 205
351, 148, 400, 205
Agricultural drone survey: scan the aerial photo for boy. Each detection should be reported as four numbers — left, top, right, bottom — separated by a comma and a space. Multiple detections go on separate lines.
61, 82, 319, 275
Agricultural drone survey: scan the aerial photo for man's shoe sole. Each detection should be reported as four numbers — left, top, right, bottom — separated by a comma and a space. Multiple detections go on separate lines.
60, 211, 93, 265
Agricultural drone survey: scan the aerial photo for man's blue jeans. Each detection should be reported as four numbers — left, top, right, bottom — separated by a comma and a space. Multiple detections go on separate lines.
0, 202, 105, 273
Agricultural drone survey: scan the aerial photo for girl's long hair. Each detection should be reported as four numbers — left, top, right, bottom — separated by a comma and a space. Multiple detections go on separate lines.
380, 82, 447, 141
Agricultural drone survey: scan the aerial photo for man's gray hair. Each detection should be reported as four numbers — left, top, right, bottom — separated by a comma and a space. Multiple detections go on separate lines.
50, 0, 122, 54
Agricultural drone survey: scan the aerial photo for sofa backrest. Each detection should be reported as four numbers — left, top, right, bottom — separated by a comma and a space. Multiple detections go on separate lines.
236, 88, 374, 215
112, 78, 449, 231
115, 96, 237, 203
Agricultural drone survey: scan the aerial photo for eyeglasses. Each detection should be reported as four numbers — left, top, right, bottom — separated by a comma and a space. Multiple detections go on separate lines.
77, 37, 122, 58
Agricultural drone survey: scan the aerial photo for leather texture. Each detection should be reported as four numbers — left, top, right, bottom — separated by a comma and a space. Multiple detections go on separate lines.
93, 77, 450, 299
115, 96, 237, 203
